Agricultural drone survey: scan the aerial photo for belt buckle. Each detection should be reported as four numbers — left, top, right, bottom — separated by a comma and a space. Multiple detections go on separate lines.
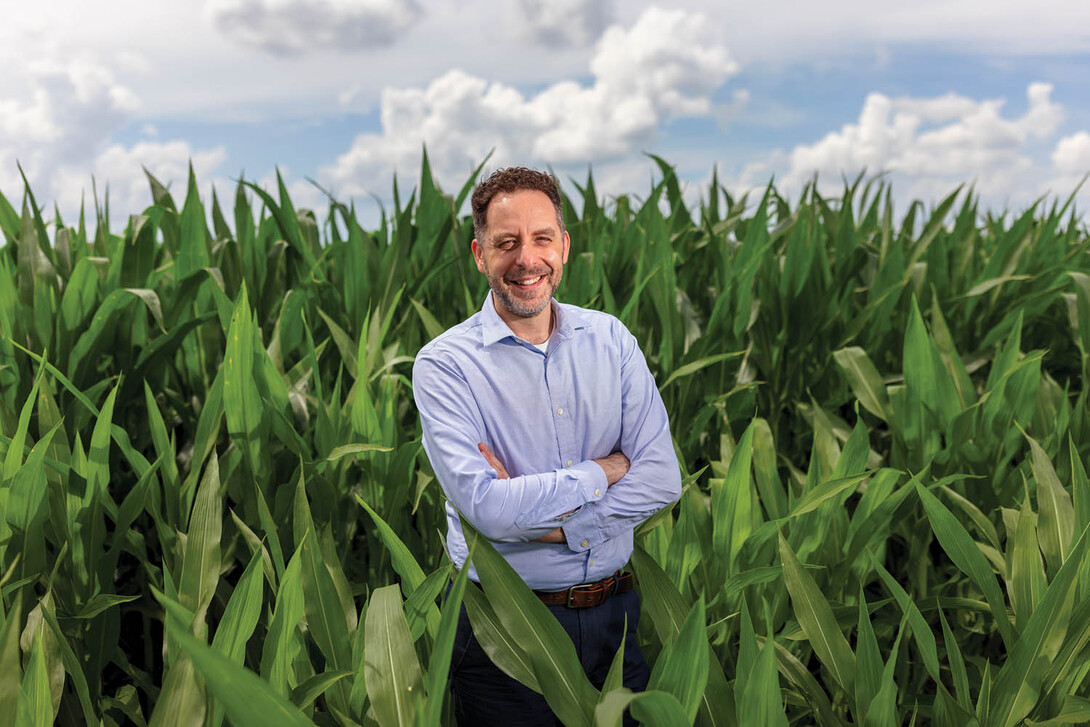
566, 581, 602, 608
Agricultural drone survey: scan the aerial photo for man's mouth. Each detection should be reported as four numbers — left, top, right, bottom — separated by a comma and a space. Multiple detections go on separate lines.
509, 274, 545, 289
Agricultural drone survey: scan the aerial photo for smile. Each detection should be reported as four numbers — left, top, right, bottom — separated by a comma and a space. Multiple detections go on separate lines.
510, 275, 545, 289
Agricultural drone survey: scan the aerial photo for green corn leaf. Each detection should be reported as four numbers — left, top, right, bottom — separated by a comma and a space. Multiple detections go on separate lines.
15, 623, 51, 727
2, 357, 44, 482
1025, 696, 1090, 726
712, 422, 756, 577
915, 479, 1016, 648
418, 547, 472, 727
460, 518, 597, 727
365, 584, 424, 727
903, 295, 960, 425
862, 616, 906, 727
989, 525, 1090, 727
778, 533, 855, 694
751, 418, 787, 520
176, 165, 212, 279
631, 546, 735, 727
854, 588, 882, 719
316, 308, 359, 376
1009, 495, 1046, 631
659, 351, 742, 390
765, 638, 843, 727
358, 496, 439, 638
260, 546, 306, 697
166, 610, 315, 727
409, 297, 445, 342
647, 598, 709, 723
736, 601, 787, 727
0, 595, 23, 726
600, 615, 628, 698
595, 688, 636, 727
1070, 439, 1090, 539
629, 690, 694, 727
869, 554, 942, 683
178, 451, 223, 625
209, 548, 265, 727
289, 670, 352, 713
148, 654, 205, 727
327, 443, 393, 462
1026, 433, 1074, 574
787, 474, 868, 518
294, 479, 353, 713
404, 565, 449, 643
938, 608, 972, 710
833, 347, 891, 421
39, 607, 96, 726
230, 509, 278, 590
74, 593, 141, 620
461, 579, 539, 692
223, 284, 265, 475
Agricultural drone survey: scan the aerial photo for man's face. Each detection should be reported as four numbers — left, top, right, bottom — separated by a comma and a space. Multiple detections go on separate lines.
472, 189, 570, 319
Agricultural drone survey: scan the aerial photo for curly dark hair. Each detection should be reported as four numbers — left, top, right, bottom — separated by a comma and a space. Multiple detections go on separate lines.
471, 167, 564, 240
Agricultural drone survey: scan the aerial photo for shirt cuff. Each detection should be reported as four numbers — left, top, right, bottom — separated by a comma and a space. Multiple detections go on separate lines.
510, 459, 608, 532
562, 500, 602, 552
569, 459, 609, 502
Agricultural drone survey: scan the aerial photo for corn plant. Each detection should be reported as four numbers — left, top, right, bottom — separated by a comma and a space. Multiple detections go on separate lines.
0, 153, 1088, 725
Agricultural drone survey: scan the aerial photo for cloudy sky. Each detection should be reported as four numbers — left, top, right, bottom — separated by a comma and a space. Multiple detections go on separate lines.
3, 0, 1090, 225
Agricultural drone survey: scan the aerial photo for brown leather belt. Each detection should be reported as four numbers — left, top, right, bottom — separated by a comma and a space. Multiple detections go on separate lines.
534, 571, 634, 608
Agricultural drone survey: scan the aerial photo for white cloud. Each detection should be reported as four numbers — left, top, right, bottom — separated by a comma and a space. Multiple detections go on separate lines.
0, 59, 139, 163
206, 0, 422, 55
0, 54, 228, 222
1040, 132, 1090, 211
1052, 132, 1090, 176
320, 6, 738, 198
63, 141, 228, 215
725, 82, 1090, 217
777, 83, 1063, 198
513, 0, 613, 47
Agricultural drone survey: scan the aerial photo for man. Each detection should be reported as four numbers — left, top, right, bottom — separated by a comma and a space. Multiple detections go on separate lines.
412, 167, 681, 724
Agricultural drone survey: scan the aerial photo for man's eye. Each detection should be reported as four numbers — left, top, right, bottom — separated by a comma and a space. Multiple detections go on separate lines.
499, 240, 515, 249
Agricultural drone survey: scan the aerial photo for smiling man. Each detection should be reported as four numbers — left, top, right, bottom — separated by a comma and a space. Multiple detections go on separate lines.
412, 167, 682, 725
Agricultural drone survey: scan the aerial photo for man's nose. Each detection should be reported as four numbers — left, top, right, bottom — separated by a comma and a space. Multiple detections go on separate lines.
515, 238, 539, 267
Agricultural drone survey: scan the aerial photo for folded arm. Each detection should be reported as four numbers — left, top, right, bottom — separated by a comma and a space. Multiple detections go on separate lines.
559, 325, 682, 552
478, 443, 630, 543
413, 353, 610, 542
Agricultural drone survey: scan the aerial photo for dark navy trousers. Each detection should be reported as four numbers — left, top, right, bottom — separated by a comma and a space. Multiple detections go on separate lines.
449, 587, 650, 726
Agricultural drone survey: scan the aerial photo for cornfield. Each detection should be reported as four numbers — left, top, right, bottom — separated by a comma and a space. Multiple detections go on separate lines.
1, 153, 1089, 726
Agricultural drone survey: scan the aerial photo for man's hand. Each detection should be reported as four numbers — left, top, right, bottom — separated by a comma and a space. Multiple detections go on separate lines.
478, 442, 509, 479
594, 451, 630, 486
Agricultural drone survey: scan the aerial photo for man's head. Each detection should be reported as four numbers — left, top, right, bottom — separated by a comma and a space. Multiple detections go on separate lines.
471, 168, 570, 321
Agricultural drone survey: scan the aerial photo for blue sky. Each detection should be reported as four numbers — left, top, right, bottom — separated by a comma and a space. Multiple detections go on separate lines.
3, 0, 1089, 226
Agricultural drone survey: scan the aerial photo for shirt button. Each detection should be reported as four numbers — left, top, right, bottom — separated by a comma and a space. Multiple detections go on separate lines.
581, 539, 589, 548
590, 558, 595, 566
566, 459, 573, 467
556, 407, 563, 415
594, 489, 601, 497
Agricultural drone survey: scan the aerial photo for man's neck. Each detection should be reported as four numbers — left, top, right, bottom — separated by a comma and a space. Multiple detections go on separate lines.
494, 297, 554, 344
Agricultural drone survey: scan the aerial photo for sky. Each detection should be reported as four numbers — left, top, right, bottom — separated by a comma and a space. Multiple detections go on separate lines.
3, 0, 1090, 227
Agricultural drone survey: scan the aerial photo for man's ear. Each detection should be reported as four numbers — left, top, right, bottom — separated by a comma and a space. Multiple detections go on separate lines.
471, 239, 486, 273
561, 230, 570, 264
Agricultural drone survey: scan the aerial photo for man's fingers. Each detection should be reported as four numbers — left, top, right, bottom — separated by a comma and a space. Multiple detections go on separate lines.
478, 442, 509, 478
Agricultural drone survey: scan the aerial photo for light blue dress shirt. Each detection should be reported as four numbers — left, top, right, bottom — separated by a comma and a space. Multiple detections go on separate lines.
412, 292, 682, 591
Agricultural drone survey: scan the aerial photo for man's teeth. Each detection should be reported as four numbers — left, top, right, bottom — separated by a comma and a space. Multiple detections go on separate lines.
514, 276, 543, 285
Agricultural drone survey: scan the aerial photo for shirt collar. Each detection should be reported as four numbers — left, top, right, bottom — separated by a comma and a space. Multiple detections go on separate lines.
479, 291, 586, 347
